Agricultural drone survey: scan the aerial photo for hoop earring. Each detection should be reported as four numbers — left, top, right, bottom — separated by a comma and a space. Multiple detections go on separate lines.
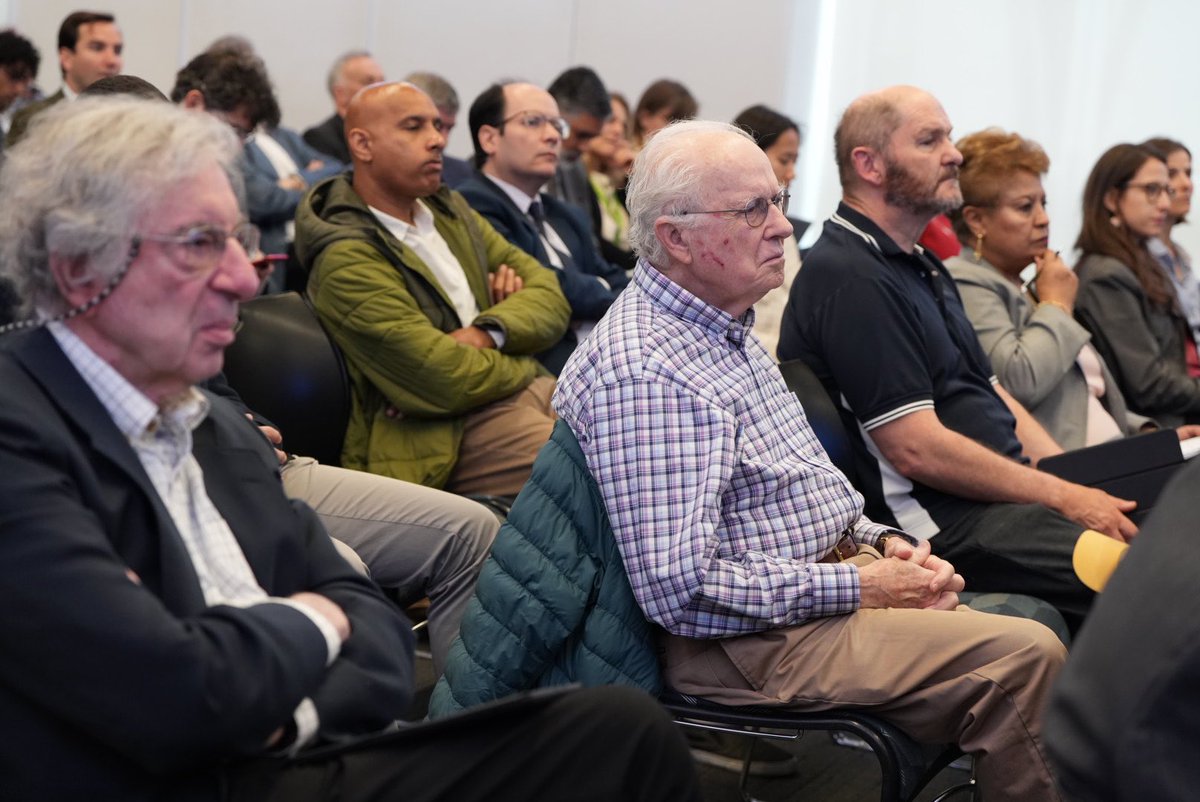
973, 232, 985, 262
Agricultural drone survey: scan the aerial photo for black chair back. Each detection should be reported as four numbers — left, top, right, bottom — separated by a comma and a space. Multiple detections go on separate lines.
777, 359, 859, 486
223, 292, 351, 467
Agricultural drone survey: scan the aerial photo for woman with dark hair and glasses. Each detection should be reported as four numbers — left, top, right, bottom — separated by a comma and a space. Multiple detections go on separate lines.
1075, 143, 1200, 425
1142, 137, 1200, 374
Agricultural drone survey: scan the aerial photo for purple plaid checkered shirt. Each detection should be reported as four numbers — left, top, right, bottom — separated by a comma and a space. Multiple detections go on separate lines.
554, 261, 895, 638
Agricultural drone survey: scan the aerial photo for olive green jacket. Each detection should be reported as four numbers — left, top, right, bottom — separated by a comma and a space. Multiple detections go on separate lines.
295, 174, 569, 487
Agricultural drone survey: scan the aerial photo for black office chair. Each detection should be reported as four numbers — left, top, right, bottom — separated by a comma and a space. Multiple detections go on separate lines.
777, 359, 859, 485
661, 690, 972, 802
223, 292, 514, 520
222, 292, 351, 467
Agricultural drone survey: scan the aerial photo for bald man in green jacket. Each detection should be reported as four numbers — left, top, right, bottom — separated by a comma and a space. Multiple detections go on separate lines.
296, 82, 569, 495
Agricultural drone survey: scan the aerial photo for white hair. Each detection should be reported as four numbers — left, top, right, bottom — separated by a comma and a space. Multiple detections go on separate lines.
625, 119, 754, 267
0, 96, 241, 318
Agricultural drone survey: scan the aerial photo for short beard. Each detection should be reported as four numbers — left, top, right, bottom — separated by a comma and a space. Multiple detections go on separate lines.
884, 158, 962, 218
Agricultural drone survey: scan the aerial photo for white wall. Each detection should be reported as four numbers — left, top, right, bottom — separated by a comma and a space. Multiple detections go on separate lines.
5, 0, 1197, 257
3, 0, 794, 159
785, 0, 1200, 259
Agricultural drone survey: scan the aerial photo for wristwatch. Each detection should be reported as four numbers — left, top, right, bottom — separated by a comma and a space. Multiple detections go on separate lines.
875, 530, 919, 553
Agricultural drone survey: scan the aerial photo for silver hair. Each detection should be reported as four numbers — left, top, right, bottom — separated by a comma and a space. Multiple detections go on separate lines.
403, 71, 459, 113
625, 119, 754, 267
0, 96, 241, 318
327, 49, 373, 96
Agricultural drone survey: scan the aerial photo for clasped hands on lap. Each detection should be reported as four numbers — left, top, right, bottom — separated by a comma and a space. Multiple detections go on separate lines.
857, 538, 964, 611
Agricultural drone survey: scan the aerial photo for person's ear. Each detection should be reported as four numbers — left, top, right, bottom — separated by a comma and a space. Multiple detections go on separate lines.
654, 217, 694, 265
48, 253, 102, 312
962, 205, 987, 239
851, 146, 885, 188
1103, 187, 1121, 217
180, 89, 207, 112
477, 124, 501, 161
347, 127, 371, 164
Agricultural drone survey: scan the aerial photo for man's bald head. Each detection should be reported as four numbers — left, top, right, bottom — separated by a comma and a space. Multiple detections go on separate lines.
834, 85, 934, 189
344, 81, 420, 142
346, 81, 447, 221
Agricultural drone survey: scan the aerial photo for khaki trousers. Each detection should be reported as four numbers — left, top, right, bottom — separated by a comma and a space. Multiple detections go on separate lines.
661, 603, 1066, 801
446, 376, 556, 498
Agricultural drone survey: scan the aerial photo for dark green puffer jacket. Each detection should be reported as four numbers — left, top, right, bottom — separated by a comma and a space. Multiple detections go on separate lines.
429, 420, 662, 716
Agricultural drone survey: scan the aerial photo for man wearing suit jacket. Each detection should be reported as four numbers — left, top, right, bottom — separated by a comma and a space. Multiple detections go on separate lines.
461, 81, 629, 373
303, 50, 384, 165
0, 93, 698, 802
243, 125, 346, 284
6, 10, 122, 147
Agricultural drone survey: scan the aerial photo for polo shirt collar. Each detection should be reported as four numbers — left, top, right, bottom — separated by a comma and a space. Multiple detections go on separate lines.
830, 201, 928, 260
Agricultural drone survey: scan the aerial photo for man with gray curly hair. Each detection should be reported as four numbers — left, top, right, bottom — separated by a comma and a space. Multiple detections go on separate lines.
0, 96, 699, 802
553, 118, 1067, 801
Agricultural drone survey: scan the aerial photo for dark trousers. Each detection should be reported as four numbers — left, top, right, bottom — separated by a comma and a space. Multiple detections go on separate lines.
929, 502, 1092, 632
227, 686, 701, 802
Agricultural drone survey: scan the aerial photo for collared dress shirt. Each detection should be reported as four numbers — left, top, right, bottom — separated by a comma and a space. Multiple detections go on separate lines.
554, 261, 893, 638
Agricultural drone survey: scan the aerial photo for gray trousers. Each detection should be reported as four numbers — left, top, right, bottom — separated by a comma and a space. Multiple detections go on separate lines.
281, 457, 498, 676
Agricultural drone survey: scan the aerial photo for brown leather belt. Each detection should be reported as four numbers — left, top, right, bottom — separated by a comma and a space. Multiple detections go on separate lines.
816, 531, 859, 564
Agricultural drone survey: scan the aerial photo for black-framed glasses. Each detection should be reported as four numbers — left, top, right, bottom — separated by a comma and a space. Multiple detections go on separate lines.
136, 222, 260, 277
501, 110, 570, 139
1122, 181, 1176, 202
680, 189, 790, 228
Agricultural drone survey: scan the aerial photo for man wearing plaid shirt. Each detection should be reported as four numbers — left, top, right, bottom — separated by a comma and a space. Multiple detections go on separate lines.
554, 120, 1067, 802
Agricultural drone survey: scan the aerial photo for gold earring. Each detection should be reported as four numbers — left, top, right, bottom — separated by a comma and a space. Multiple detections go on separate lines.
973, 232, 985, 261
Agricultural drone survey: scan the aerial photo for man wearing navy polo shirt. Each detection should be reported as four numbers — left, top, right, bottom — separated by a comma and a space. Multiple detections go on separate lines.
779, 85, 1135, 631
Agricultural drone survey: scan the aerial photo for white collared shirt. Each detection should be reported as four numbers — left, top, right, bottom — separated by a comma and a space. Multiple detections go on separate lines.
369, 200, 482, 327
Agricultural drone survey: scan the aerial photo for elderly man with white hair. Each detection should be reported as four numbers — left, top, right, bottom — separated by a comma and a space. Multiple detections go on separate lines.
553, 118, 1068, 801
0, 95, 698, 802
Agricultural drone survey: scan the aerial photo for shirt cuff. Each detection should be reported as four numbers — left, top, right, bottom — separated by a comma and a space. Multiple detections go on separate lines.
269, 598, 344, 667
289, 698, 320, 755
477, 323, 506, 349
850, 518, 895, 547
807, 562, 861, 618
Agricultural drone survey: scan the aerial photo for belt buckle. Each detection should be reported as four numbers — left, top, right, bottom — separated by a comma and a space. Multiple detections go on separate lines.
832, 531, 857, 562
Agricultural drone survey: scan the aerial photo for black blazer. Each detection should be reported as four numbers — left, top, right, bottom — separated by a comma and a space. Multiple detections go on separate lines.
0, 328, 414, 802
302, 113, 350, 164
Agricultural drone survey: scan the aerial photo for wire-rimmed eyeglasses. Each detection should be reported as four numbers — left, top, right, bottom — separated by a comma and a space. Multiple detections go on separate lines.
501, 110, 571, 139
136, 222, 261, 276
679, 189, 790, 228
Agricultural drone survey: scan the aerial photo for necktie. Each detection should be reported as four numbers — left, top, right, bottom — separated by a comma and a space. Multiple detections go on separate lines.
529, 200, 577, 272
